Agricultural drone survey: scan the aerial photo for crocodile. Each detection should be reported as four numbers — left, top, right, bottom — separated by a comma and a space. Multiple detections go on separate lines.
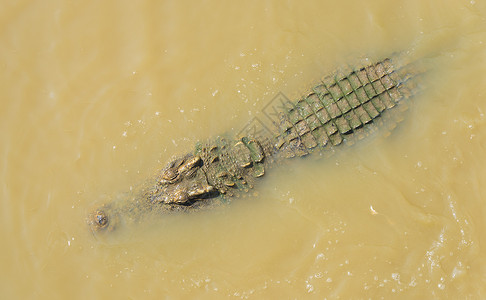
88, 56, 424, 235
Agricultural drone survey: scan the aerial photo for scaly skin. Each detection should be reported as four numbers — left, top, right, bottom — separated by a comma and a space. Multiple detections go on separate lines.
88, 57, 422, 234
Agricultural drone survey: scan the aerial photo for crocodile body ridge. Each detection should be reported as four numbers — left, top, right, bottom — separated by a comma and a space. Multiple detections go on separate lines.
88, 56, 423, 235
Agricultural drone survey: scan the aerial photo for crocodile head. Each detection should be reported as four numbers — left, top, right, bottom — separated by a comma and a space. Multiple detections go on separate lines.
87, 153, 219, 236
150, 154, 218, 205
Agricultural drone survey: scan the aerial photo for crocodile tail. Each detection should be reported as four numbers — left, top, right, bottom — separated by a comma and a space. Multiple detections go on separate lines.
273, 57, 424, 158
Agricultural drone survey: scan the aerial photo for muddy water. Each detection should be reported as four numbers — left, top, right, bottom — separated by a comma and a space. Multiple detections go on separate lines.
2, 0, 486, 298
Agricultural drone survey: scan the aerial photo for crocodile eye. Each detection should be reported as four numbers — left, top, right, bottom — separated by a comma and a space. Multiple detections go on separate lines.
173, 189, 189, 204
162, 168, 178, 181
177, 156, 202, 175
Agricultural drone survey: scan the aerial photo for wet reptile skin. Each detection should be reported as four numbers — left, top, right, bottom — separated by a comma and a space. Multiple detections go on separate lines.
88, 57, 422, 234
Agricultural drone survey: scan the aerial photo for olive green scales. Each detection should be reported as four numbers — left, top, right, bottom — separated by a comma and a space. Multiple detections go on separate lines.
88, 57, 422, 234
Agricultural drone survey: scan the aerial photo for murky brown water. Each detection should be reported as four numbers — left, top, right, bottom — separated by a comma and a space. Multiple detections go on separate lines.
2, 0, 486, 298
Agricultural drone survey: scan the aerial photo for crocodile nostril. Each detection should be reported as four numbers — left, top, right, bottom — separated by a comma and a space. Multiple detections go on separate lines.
89, 210, 108, 229
96, 212, 108, 227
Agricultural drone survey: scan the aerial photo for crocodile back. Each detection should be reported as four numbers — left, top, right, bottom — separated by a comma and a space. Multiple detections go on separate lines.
274, 58, 422, 158
193, 58, 425, 199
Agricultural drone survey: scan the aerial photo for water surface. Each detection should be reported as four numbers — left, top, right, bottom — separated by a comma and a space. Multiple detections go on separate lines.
1, 0, 486, 298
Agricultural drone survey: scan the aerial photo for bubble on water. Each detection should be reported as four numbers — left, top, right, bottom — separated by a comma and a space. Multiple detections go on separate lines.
409, 276, 417, 287
452, 262, 465, 279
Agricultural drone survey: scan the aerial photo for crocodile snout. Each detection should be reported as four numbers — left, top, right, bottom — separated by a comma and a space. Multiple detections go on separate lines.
91, 210, 109, 228
87, 205, 119, 234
